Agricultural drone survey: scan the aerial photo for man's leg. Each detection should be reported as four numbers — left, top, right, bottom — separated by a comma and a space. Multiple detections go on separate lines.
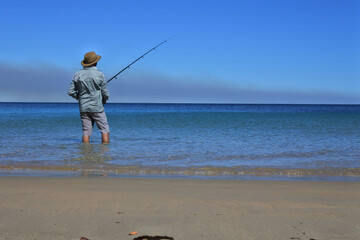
83, 135, 90, 143
81, 113, 93, 143
101, 133, 109, 143
92, 111, 110, 144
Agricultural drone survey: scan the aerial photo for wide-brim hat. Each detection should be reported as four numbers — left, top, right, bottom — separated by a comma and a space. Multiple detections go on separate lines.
81, 51, 101, 67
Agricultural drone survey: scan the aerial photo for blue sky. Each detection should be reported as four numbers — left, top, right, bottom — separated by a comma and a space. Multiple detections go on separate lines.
0, 0, 359, 103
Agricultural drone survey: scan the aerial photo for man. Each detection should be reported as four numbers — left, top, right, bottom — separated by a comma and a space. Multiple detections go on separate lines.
68, 51, 110, 143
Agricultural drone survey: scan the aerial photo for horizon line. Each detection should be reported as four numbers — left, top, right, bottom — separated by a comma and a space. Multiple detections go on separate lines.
1, 101, 359, 106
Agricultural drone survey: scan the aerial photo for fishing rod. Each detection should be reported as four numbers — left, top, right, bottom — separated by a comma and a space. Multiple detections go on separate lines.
107, 36, 175, 83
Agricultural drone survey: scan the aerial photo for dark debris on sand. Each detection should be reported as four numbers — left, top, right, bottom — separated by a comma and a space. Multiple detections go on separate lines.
80, 235, 174, 240
133, 236, 174, 240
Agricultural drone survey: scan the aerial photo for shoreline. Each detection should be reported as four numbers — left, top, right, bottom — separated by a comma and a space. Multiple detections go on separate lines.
0, 163, 359, 182
1, 169, 359, 182
0, 177, 359, 240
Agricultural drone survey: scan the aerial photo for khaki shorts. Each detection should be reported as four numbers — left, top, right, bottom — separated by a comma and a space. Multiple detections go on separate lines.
80, 111, 110, 136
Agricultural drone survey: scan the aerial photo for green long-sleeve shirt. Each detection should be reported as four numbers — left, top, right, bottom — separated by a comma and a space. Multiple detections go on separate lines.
68, 66, 109, 112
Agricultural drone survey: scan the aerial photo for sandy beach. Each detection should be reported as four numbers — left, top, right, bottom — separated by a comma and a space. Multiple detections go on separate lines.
0, 177, 359, 240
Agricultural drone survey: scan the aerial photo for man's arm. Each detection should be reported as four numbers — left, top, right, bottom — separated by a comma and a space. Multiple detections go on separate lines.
68, 80, 79, 100
100, 74, 109, 104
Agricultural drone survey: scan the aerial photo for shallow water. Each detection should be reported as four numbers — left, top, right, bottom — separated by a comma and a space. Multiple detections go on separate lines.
0, 103, 359, 180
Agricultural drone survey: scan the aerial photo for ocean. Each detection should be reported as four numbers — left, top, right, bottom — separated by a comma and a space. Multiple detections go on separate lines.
0, 102, 359, 180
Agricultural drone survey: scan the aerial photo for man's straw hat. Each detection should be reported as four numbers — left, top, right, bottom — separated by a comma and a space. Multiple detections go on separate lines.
81, 51, 101, 67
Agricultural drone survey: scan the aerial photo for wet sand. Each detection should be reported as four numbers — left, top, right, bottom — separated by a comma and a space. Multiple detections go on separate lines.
0, 177, 359, 240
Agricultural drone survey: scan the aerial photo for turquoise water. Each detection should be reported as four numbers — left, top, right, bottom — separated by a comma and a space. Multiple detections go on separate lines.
0, 103, 359, 180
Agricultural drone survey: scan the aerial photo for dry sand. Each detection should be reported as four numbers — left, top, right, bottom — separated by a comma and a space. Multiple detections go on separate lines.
0, 177, 359, 240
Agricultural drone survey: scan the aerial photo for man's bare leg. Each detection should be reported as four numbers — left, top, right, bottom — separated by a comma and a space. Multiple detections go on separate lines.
82, 135, 90, 143
102, 133, 110, 143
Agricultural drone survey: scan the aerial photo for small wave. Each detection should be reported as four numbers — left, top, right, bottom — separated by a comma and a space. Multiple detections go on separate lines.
213, 149, 335, 162
0, 162, 359, 180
